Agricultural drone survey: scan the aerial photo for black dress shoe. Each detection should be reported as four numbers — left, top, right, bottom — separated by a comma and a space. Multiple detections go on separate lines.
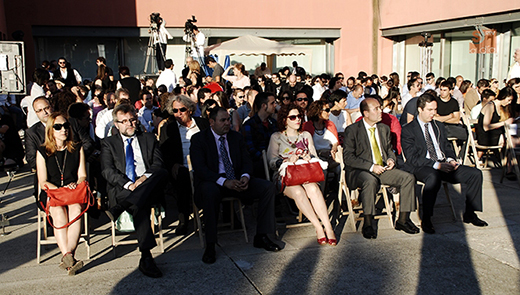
106, 204, 125, 221
253, 234, 281, 252
406, 220, 420, 233
362, 226, 377, 239
463, 213, 488, 227
139, 256, 163, 278
421, 219, 435, 234
395, 220, 420, 234
202, 246, 216, 264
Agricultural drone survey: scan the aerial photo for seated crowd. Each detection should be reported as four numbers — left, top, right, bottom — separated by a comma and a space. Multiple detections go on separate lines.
7, 55, 520, 278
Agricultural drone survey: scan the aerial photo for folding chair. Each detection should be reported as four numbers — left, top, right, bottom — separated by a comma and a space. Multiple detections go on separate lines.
107, 207, 164, 257
500, 123, 520, 188
187, 155, 248, 248
336, 146, 394, 232
37, 209, 90, 264
460, 113, 504, 169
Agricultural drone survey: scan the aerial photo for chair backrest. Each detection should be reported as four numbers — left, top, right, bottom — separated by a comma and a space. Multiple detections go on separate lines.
262, 150, 270, 181
186, 155, 195, 193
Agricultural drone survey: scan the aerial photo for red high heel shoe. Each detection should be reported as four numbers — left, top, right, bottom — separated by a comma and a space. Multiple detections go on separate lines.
317, 237, 328, 245
327, 238, 337, 246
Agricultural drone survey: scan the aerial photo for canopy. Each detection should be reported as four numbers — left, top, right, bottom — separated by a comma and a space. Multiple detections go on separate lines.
205, 35, 311, 57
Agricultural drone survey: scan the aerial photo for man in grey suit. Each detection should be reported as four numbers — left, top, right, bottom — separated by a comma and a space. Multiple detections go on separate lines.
343, 97, 419, 239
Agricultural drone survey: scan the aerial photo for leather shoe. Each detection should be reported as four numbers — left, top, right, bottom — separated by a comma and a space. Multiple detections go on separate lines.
421, 219, 435, 234
463, 213, 488, 227
202, 246, 216, 264
138, 256, 162, 278
395, 220, 420, 234
253, 234, 281, 252
362, 226, 377, 239
406, 220, 420, 233
106, 204, 125, 221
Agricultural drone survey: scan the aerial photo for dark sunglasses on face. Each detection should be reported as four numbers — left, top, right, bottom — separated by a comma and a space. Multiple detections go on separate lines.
172, 107, 188, 113
237, 95, 245, 99
288, 115, 303, 121
283, 96, 290, 100
296, 98, 305, 102
322, 108, 331, 113
53, 122, 70, 131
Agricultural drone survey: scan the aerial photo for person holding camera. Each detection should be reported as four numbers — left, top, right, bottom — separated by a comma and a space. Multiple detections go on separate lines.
150, 13, 172, 71
183, 25, 205, 67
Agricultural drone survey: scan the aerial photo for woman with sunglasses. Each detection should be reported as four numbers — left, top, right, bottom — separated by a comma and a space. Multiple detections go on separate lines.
278, 90, 293, 106
267, 104, 337, 246
303, 101, 339, 161
36, 113, 87, 275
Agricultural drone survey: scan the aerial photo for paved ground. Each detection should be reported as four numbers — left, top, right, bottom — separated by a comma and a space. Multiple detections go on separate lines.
0, 165, 519, 294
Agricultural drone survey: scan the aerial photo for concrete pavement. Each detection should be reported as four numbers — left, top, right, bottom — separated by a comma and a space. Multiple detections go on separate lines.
0, 166, 519, 294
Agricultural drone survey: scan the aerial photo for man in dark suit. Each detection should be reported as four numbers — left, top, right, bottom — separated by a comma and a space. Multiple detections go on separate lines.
190, 107, 280, 264
26, 97, 52, 209
344, 97, 419, 239
159, 94, 210, 235
401, 93, 486, 234
101, 103, 168, 278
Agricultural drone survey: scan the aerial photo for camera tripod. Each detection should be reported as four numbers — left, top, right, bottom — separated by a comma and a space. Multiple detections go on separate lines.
184, 31, 207, 76
144, 27, 166, 74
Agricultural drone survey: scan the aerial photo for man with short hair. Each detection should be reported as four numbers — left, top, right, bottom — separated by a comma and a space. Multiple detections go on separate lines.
254, 62, 271, 78
266, 73, 282, 96
446, 77, 464, 111
102, 104, 168, 277
137, 92, 159, 133
155, 59, 177, 93
159, 94, 209, 235
183, 26, 205, 66
292, 61, 305, 78
280, 74, 303, 97
312, 74, 329, 101
242, 92, 278, 178
190, 107, 280, 264
435, 81, 467, 150
464, 79, 490, 114
401, 94, 486, 234
508, 48, 520, 80
96, 91, 119, 139
237, 88, 258, 122
401, 78, 421, 110
96, 57, 114, 82
53, 57, 82, 87
344, 97, 419, 239
345, 84, 365, 122
293, 90, 309, 117
424, 72, 435, 91
206, 56, 224, 86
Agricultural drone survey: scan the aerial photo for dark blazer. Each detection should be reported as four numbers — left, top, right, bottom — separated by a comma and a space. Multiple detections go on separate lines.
159, 116, 209, 170
101, 132, 164, 205
190, 128, 252, 188
25, 121, 46, 169
401, 118, 456, 173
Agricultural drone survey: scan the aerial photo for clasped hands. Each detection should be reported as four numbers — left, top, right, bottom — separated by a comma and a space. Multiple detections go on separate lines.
372, 159, 395, 175
438, 160, 460, 173
286, 151, 311, 163
224, 176, 249, 192
129, 175, 148, 191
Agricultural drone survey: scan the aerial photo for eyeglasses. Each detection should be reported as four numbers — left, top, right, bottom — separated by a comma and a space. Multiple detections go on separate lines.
295, 98, 306, 102
172, 107, 188, 113
288, 115, 303, 121
282, 96, 290, 100
322, 108, 331, 113
58, 61, 66, 64
115, 118, 138, 125
53, 122, 70, 131
338, 77, 344, 80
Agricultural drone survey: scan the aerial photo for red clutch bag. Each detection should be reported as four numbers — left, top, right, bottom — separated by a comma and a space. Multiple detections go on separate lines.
43, 181, 93, 229
282, 161, 325, 187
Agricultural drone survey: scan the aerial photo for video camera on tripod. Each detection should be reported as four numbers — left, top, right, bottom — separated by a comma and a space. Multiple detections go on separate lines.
184, 16, 197, 36
150, 12, 162, 32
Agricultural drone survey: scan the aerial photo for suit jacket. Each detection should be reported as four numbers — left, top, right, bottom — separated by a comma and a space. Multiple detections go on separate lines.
401, 118, 456, 173
25, 121, 45, 169
159, 116, 209, 170
190, 128, 253, 189
101, 132, 164, 205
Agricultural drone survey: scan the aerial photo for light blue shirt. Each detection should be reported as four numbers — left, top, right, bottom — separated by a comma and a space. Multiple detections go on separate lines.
346, 92, 365, 110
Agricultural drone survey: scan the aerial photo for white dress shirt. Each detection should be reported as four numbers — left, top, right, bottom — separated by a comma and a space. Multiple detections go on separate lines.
210, 129, 249, 186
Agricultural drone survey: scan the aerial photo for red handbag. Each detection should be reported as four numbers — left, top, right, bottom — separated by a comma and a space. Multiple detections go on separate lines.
282, 161, 325, 188
43, 181, 94, 229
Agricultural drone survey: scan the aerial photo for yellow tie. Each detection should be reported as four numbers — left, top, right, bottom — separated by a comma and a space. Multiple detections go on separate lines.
369, 127, 384, 166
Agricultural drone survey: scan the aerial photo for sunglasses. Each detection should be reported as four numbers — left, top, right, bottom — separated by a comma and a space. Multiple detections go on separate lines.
338, 77, 344, 80
322, 108, 331, 113
172, 107, 188, 113
282, 96, 290, 100
295, 98, 306, 102
53, 122, 70, 131
237, 95, 245, 99
288, 115, 303, 121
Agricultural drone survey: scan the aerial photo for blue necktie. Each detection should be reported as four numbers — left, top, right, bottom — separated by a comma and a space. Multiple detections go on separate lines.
125, 138, 137, 182
219, 136, 235, 180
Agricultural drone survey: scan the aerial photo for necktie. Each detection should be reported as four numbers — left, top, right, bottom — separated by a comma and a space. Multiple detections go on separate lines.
219, 136, 235, 180
125, 138, 137, 182
424, 123, 438, 161
369, 127, 384, 166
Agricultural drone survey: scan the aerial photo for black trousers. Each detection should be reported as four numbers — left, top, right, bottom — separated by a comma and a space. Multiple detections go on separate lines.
114, 168, 168, 250
413, 165, 482, 218
195, 178, 276, 244
155, 43, 167, 71
170, 166, 192, 217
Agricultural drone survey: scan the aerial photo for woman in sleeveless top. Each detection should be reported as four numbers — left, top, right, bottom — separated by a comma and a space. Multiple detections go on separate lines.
477, 87, 514, 146
267, 104, 337, 246
36, 113, 86, 275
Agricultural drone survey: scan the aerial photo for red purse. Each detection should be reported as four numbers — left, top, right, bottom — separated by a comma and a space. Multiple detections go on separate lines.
282, 161, 325, 188
43, 181, 94, 229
